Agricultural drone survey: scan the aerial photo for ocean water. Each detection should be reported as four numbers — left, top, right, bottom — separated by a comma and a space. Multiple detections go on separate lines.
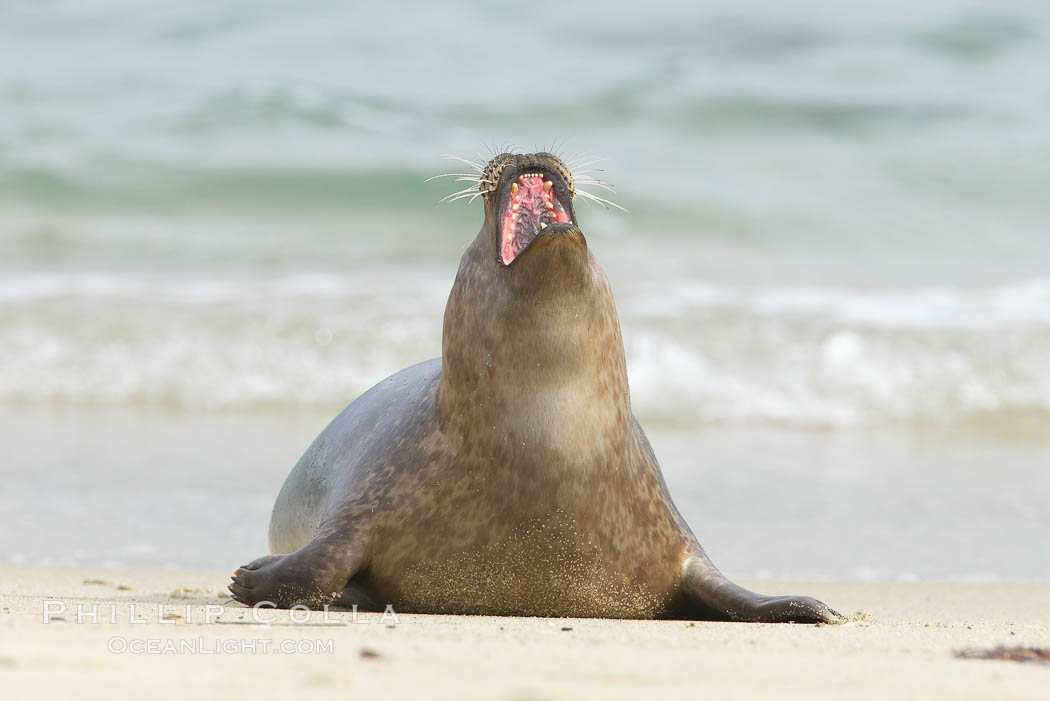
2, 1, 1048, 579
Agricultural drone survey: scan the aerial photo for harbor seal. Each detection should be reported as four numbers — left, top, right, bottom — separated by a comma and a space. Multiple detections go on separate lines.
228, 151, 843, 623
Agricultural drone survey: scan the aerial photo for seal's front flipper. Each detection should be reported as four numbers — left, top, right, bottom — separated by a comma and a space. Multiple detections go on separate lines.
676, 554, 845, 624
228, 535, 366, 609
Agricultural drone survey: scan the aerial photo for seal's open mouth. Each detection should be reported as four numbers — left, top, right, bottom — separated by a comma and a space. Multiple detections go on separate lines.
499, 169, 572, 266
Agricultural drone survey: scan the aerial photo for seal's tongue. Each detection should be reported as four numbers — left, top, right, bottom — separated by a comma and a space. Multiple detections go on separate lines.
500, 173, 571, 265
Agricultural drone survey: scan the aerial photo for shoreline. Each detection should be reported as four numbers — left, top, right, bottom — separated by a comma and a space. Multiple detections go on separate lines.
5, 405, 1049, 581
1, 566, 1047, 699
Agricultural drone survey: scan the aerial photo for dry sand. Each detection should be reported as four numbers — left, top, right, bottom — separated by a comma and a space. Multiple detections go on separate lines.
0, 565, 1047, 700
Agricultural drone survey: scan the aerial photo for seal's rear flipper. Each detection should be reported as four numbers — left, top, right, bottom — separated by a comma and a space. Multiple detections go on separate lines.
675, 554, 845, 624
228, 533, 367, 609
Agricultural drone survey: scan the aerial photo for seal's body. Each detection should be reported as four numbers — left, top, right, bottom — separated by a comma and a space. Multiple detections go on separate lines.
229, 152, 842, 623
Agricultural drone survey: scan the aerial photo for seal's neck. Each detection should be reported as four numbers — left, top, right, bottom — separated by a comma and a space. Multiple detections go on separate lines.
436, 230, 632, 458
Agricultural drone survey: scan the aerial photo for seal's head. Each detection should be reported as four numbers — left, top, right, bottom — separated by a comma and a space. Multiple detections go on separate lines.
476, 152, 578, 267
437, 151, 630, 439
445, 150, 600, 326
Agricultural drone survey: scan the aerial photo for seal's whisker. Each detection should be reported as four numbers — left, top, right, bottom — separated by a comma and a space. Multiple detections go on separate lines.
441, 194, 478, 205
444, 193, 481, 205
442, 155, 484, 172
574, 179, 617, 194
565, 152, 602, 163
569, 162, 608, 175
439, 186, 482, 204
542, 139, 564, 157
485, 142, 516, 159
425, 173, 483, 182
438, 192, 476, 202
567, 156, 608, 170
441, 188, 486, 205
549, 138, 568, 159
439, 186, 478, 199
576, 188, 629, 213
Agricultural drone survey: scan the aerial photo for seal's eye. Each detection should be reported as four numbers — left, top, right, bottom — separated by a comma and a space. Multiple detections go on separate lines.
499, 171, 571, 266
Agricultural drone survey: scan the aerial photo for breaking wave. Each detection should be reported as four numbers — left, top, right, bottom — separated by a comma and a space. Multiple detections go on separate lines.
3, 271, 1048, 429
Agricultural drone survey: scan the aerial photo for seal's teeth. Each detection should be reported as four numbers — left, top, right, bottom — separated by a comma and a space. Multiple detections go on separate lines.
511, 183, 518, 195
544, 180, 553, 191
540, 222, 548, 229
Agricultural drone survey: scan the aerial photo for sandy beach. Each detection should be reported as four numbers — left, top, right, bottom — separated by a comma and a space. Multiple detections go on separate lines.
0, 566, 1046, 699
4, 4, 1050, 700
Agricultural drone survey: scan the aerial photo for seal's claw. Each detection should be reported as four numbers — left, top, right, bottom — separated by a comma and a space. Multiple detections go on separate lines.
227, 571, 262, 606
227, 584, 248, 606
759, 595, 845, 624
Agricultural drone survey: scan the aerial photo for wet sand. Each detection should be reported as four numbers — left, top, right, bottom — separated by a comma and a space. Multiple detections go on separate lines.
1, 566, 1047, 699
